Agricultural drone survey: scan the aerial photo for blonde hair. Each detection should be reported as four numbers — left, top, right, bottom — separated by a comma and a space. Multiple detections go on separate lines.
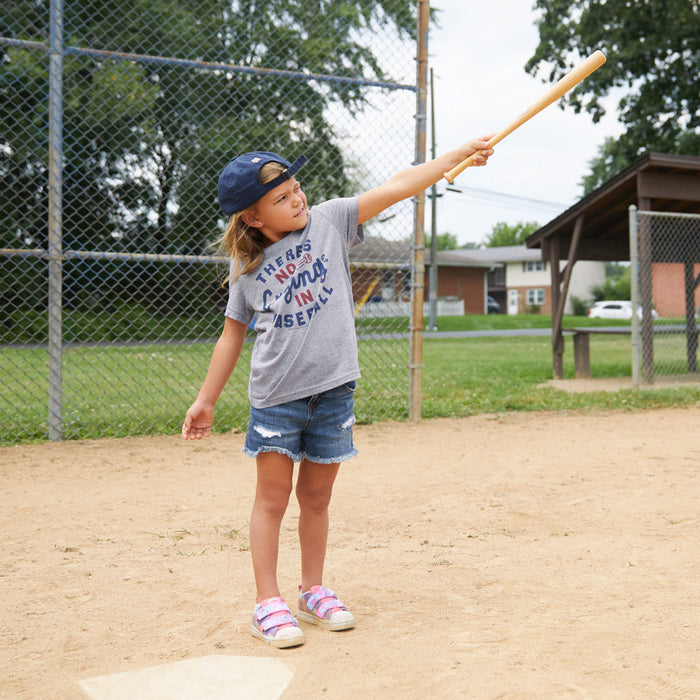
217, 161, 286, 284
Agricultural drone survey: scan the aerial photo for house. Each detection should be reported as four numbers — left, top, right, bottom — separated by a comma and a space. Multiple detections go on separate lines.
423, 249, 493, 314
352, 238, 493, 317
652, 263, 700, 317
427, 246, 605, 315
349, 236, 411, 317
349, 238, 605, 318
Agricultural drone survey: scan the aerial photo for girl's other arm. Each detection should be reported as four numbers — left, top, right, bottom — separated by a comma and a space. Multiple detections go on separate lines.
357, 136, 493, 225
181, 316, 248, 440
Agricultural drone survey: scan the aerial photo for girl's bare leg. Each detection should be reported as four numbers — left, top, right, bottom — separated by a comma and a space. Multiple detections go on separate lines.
249, 452, 294, 602
296, 459, 340, 592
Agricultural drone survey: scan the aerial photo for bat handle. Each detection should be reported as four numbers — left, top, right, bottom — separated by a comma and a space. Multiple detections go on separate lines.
444, 153, 478, 184
444, 131, 503, 183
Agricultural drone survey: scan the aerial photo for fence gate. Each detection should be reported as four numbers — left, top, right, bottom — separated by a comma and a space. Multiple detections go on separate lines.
629, 207, 700, 385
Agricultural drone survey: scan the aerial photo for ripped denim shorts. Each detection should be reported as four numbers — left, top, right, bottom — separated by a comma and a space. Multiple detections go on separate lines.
243, 381, 358, 464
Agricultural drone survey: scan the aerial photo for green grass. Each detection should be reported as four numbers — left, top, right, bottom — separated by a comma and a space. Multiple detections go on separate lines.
428, 313, 634, 332
0, 304, 225, 345
2, 315, 699, 445
1, 342, 254, 443
423, 334, 699, 418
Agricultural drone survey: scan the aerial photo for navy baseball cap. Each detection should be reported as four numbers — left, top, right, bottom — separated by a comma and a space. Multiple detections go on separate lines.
217, 151, 307, 215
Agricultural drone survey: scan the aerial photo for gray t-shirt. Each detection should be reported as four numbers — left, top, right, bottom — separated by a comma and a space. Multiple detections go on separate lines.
225, 196, 364, 408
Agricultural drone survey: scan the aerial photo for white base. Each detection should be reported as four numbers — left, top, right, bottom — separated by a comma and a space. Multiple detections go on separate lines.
80, 655, 294, 700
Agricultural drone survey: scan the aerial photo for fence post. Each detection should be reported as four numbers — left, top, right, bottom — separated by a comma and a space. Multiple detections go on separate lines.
629, 205, 641, 386
637, 207, 655, 384
48, 0, 64, 440
409, 0, 429, 421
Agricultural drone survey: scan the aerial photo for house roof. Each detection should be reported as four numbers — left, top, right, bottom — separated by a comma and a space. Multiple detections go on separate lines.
349, 236, 411, 266
424, 249, 494, 268
444, 245, 541, 265
525, 152, 700, 261
350, 236, 494, 269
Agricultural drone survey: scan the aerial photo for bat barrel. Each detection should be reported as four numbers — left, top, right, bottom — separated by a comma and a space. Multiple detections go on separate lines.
443, 50, 606, 184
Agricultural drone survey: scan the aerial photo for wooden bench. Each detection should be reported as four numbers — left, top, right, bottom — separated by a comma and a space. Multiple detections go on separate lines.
565, 325, 699, 379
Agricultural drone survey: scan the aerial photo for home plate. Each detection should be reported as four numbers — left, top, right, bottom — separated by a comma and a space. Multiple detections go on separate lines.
79, 655, 294, 700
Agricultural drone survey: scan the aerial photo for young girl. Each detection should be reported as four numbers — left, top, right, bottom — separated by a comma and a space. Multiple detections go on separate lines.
182, 139, 493, 648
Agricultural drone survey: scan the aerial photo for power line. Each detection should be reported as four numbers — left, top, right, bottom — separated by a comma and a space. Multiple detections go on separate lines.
445, 185, 570, 212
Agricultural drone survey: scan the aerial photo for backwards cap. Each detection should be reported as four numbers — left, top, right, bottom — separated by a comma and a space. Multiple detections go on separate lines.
217, 151, 307, 215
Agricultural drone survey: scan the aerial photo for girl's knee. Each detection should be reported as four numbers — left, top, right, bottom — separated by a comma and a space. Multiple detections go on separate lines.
296, 461, 338, 512
296, 482, 333, 513
255, 482, 292, 517
254, 451, 294, 514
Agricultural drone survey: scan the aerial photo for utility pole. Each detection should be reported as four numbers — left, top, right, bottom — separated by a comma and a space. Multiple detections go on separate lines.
410, 0, 429, 421
428, 67, 439, 331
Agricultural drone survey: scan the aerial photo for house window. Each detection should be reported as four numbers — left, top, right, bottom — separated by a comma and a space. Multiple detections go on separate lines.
523, 260, 545, 272
381, 270, 396, 301
526, 288, 545, 305
400, 269, 411, 298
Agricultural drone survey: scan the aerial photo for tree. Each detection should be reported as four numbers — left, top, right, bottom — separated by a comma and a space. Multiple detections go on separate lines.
526, 0, 700, 191
483, 221, 540, 248
426, 232, 458, 251
1, 1, 416, 255
579, 136, 634, 195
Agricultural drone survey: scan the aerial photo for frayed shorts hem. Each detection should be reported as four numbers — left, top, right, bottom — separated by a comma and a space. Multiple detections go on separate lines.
243, 445, 358, 464
243, 382, 358, 465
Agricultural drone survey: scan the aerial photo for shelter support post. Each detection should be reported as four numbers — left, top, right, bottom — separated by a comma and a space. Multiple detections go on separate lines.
548, 236, 564, 378
548, 216, 583, 379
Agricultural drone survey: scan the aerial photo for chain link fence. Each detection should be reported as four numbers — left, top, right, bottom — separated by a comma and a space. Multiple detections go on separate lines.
630, 208, 700, 385
1, 1, 423, 444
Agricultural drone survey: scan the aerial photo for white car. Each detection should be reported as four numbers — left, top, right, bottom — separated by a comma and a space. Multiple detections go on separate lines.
588, 300, 659, 320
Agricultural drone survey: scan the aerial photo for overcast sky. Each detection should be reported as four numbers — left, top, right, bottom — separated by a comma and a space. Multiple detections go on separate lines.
427, 0, 624, 246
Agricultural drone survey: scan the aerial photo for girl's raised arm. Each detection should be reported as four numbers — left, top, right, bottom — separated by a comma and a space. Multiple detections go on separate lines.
357, 136, 493, 225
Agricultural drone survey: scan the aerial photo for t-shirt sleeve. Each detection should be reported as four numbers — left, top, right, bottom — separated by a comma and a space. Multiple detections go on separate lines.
224, 265, 254, 324
314, 196, 364, 250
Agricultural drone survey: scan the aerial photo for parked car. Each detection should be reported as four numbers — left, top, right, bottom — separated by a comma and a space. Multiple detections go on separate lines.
487, 295, 501, 314
588, 300, 659, 320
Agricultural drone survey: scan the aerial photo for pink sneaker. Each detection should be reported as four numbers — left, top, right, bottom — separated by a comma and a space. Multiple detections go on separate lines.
297, 585, 355, 631
251, 597, 304, 648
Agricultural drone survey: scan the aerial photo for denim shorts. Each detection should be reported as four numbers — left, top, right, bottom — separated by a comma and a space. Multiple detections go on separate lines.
243, 381, 358, 464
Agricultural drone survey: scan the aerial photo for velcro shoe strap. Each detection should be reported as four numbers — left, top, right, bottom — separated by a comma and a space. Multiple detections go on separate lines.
307, 588, 346, 618
306, 586, 335, 610
258, 611, 296, 633
256, 599, 290, 623
315, 598, 346, 618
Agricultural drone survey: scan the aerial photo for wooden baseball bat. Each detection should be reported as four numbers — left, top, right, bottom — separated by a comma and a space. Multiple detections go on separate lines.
443, 50, 606, 183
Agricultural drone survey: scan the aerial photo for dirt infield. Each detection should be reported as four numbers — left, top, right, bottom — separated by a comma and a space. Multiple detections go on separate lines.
3, 407, 699, 699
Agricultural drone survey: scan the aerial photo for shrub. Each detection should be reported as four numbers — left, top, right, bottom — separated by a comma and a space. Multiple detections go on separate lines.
569, 295, 587, 316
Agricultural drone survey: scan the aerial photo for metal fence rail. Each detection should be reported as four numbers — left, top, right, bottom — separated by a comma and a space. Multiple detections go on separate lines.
1, 0, 424, 443
630, 207, 700, 385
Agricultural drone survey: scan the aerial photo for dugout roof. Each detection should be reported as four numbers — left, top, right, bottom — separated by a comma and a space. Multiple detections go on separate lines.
524, 151, 700, 380
525, 152, 700, 261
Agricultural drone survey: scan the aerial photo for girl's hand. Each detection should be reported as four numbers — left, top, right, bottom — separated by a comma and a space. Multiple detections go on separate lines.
466, 135, 495, 167
182, 400, 214, 440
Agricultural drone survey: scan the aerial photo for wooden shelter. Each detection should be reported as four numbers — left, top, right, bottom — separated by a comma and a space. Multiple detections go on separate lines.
526, 152, 700, 379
